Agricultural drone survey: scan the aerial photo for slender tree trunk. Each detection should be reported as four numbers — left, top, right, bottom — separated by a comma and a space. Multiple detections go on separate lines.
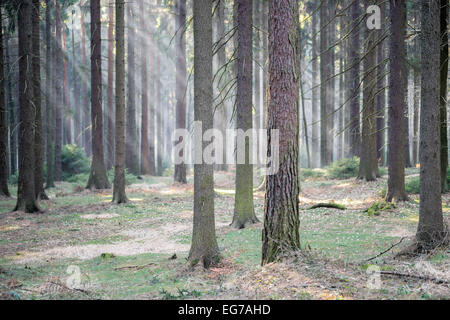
139, 1, 149, 175
253, 0, 261, 165
358, 4, 378, 181
231, 0, 257, 229
440, 0, 449, 192
386, 0, 407, 202
54, 0, 62, 181
174, 0, 187, 183
156, 48, 163, 176
188, 0, 220, 268
106, 2, 115, 170
80, 3, 90, 156
113, 0, 128, 203
72, 10, 81, 147
214, 0, 228, 172
148, 26, 156, 175
415, 0, 448, 251
32, 0, 48, 200
376, 0, 386, 165
311, 5, 319, 168
0, 7, 10, 197
404, 79, 412, 168
14, 0, 40, 213
86, 0, 111, 190
262, 0, 300, 265
319, 1, 329, 167
62, 30, 71, 145
45, 0, 55, 188
125, 2, 139, 175
348, 0, 360, 157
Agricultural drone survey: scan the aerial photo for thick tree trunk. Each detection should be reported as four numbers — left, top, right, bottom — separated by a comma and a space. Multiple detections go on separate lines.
358, 7, 378, 181
140, 1, 149, 176
253, 0, 261, 165
348, 0, 360, 158
440, 0, 449, 192
188, 0, 220, 268
386, 0, 407, 202
174, 0, 187, 183
14, 0, 40, 213
86, 0, 111, 190
412, 36, 420, 166
106, 3, 115, 171
113, 0, 128, 204
0, 7, 10, 197
32, 0, 48, 200
54, 1, 62, 181
262, 0, 300, 265
45, 0, 55, 188
231, 0, 257, 229
416, 0, 448, 251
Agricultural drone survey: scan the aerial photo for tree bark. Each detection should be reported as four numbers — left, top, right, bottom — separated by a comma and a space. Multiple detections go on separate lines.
416, 0, 448, 251
86, 0, 111, 190
231, 0, 257, 229
62, 30, 71, 145
72, 10, 81, 147
125, 2, 139, 175
14, 0, 40, 213
188, 0, 220, 268
156, 47, 163, 176
113, 0, 128, 204
440, 0, 448, 192
174, 0, 187, 183
32, 0, 48, 200
106, 2, 115, 171
0, 6, 10, 197
348, 0, 360, 158
139, 0, 149, 176
80, 3, 90, 156
386, 0, 408, 202
148, 25, 156, 175
310, 3, 319, 168
376, 0, 386, 165
54, 0, 62, 181
262, 0, 300, 265
358, 1, 378, 181
319, 1, 330, 167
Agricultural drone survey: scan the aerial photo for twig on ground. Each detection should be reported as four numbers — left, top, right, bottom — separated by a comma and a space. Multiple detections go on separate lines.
364, 237, 406, 262
113, 262, 155, 271
380, 271, 449, 285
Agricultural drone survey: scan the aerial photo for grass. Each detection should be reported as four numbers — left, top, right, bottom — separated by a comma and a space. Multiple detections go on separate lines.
1, 172, 449, 300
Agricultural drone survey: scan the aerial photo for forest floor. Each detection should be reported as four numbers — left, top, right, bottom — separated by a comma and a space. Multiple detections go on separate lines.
0, 168, 449, 300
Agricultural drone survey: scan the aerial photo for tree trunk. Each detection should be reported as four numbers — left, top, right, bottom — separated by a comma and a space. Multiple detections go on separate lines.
125, 2, 138, 176
106, 2, 115, 170
188, 0, 220, 268
386, 0, 407, 202
86, 0, 111, 190
358, 4, 378, 181
80, 4, 90, 156
311, 4, 319, 168
148, 26, 156, 175
416, 0, 448, 251
156, 47, 163, 176
139, 1, 149, 176
319, 1, 329, 167
348, 0, 360, 158
45, 0, 55, 188
174, 0, 187, 183
113, 0, 128, 204
62, 30, 71, 145
440, 0, 448, 192
54, 0, 62, 181
72, 10, 81, 147
262, 0, 300, 265
412, 36, 420, 166
376, 0, 386, 165
0, 6, 10, 197
32, 0, 48, 200
231, 0, 257, 229
14, 0, 40, 213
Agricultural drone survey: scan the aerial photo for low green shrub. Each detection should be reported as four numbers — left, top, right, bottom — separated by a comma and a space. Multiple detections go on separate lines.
62, 144, 90, 180
300, 168, 326, 180
325, 157, 360, 180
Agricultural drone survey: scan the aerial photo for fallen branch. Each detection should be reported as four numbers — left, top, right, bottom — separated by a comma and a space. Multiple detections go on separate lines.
114, 262, 155, 271
307, 203, 346, 210
380, 271, 449, 285
364, 237, 405, 262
